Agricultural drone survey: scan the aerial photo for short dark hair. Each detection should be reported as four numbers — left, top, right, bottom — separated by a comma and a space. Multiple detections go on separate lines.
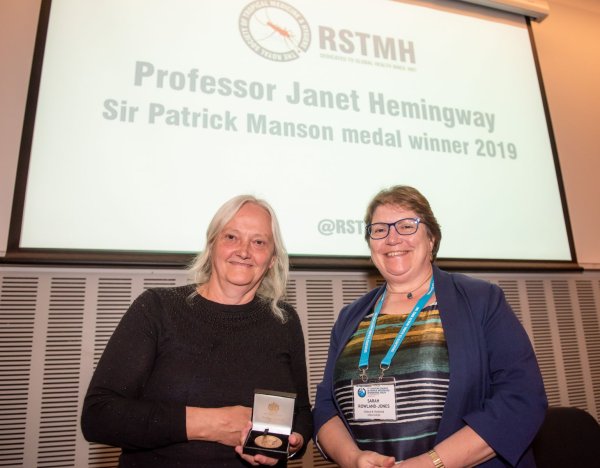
364, 185, 442, 260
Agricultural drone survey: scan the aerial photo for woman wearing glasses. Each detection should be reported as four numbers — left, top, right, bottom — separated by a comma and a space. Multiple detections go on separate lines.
313, 185, 546, 468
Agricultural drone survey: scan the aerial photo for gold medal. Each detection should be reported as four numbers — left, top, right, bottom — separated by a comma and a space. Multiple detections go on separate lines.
254, 434, 283, 449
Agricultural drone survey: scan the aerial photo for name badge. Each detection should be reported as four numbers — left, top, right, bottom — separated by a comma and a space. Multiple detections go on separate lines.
351, 378, 397, 421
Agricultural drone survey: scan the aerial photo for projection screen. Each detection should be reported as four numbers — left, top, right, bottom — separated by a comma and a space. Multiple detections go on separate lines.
10, 0, 574, 266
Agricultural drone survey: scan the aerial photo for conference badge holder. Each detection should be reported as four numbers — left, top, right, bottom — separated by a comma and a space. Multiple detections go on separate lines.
352, 377, 397, 421
243, 389, 296, 460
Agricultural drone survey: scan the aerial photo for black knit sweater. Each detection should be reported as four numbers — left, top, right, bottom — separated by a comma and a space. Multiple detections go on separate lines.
81, 285, 313, 467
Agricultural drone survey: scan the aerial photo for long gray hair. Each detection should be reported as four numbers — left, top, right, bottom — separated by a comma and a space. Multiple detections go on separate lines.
188, 195, 289, 321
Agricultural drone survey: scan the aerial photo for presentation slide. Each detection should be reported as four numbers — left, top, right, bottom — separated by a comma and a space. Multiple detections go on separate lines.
17, 0, 571, 261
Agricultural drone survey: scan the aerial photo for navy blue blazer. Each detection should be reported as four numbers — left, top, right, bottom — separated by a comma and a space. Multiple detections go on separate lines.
313, 265, 547, 467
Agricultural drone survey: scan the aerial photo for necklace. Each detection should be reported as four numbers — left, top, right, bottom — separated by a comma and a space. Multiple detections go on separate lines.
387, 272, 432, 299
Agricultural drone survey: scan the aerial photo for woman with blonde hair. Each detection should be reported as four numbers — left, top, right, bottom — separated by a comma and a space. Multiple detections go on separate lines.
82, 195, 312, 467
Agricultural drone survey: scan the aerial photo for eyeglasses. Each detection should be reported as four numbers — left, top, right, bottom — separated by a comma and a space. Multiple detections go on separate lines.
366, 217, 423, 240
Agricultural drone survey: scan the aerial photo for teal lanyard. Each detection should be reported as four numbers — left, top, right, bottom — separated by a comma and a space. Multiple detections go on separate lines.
358, 277, 435, 381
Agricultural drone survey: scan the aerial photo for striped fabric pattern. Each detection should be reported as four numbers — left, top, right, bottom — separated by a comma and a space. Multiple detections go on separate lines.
333, 303, 449, 462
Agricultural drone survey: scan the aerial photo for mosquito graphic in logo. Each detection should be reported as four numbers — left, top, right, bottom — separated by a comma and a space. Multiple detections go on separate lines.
240, 1, 311, 62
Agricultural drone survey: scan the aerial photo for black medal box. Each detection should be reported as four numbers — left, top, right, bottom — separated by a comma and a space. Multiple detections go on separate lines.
243, 389, 296, 460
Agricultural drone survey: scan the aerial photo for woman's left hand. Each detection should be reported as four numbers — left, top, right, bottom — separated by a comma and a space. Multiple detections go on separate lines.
235, 422, 305, 466
287, 431, 304, 456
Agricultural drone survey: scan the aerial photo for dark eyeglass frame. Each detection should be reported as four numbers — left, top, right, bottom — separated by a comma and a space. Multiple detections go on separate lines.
366, 217, 424, 240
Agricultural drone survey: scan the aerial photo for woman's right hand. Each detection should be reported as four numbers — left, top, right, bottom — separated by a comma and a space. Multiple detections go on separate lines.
352, 450, 396, 468
186, 405, 252, 446
317, 416, 396, 468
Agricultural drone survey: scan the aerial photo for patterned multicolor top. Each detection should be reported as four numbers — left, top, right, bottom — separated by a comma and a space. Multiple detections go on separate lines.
333, 302, 449, 462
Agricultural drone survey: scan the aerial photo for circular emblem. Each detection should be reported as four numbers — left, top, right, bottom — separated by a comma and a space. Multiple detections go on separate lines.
239, 0, 311, 62
358, 387, 367, 398
255, 434, 283, 449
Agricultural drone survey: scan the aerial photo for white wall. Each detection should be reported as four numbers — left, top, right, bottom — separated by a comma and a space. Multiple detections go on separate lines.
1, 0, 599, 268
0, 0, 40, 257
530, 0, 600, 269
